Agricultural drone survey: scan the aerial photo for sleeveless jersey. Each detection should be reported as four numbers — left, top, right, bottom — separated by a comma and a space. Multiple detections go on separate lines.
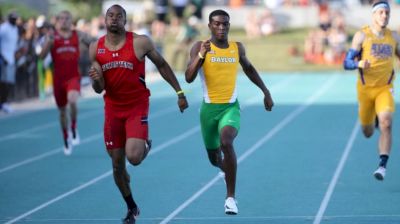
359, 26, 396, 87
96, 32, 150, 109
199, 42, 239, 103
51, 30, 80, 83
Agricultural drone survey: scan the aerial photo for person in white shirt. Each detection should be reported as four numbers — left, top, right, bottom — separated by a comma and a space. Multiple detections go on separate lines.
0, 12, 19, 113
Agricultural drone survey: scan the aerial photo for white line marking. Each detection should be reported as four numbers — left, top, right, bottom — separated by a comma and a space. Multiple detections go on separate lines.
3, 126, 200, 224
0, 106, 179, 174
0, 134, 102, 174
2, 75, 298, 223
3, 213, 400, 223
4, 171, 113, 224
0, 110, 101, 143
0, 75, 298, 174
160, 75, 339, 224
313, 120, 359, 224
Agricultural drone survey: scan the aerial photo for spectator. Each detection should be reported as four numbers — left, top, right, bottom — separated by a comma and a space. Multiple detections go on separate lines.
151, 0, 168, 55
0, 12, 19, 113
259, 9, 278, 36
189, 0, 205, 21
325, 12, 347, 64
245, 10, 261, 39
34, 17, 53, 100
171, 0, 188, 34
171, 16, 200, 70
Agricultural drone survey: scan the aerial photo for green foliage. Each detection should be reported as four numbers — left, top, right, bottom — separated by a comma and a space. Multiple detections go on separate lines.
0, 3, 40, 19
49, 0, 102, 20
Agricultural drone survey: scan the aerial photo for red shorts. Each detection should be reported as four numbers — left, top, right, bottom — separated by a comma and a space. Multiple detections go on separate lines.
53, 77, 81, 108
104, 101, 149, 150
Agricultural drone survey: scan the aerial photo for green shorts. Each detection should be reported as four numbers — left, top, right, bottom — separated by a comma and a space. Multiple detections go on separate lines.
200, 100, 241, 150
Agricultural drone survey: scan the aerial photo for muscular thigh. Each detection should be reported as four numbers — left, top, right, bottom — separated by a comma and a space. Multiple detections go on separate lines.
200, 101, 241, 150
104, 111, 126, 150
358, 84, 395, 126
53, 81, 68, 108
125, 101, 149, 140
104, 102, 149, 150
375, 85, 395, 115
200, 102, 221, 150
218, 101, 241, 133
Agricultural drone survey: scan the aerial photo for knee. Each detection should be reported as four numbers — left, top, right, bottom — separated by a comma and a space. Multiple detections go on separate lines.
208, 157, 220, 168
59, 109, 67, 118
379, 118, 392, 131
362, 126, 374, 138
126, 154, 142, 166
220, 139, 234, 153
363, 130, 373, 138
207, 151, 222, 168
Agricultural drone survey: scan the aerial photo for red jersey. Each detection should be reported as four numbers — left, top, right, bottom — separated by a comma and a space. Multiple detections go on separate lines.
50, 30, 80, 83
96, 32, 150, 110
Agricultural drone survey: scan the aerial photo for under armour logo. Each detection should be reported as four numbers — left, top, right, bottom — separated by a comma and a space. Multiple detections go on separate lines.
105, 141, 113, 146
112, 53, 119, 57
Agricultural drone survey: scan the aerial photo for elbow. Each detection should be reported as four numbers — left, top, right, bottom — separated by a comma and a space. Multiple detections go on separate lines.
185, 72, 194, 83
343, 60, 356, 70
92, 84, 104, 94
185, 76, 193, 83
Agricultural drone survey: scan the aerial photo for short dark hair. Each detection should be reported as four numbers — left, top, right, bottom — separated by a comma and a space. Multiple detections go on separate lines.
106, 4, 127, 18
209, 9, 229, 23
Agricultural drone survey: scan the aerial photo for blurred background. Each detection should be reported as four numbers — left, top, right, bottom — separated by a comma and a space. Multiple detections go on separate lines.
0, 0, 399, 112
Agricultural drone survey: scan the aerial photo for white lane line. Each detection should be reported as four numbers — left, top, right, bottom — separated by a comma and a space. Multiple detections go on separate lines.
0, 110, 102, 143
159, 75, 339, 224
2, 120, 206, 224
0, 75, 298, 174
0, 105, 179, 175
0, 133, 102, 174
313, 120, 359, 224
1, 75, 293, 224
4, 213, 400, 223
0, 78, 171, 143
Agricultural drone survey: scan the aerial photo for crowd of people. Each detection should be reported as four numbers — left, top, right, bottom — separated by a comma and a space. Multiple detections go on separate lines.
0, 0, 206, 114
4, 0, 399, 112
303, 5, 347, 65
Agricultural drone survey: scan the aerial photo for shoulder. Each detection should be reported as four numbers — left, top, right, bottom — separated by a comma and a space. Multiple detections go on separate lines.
193, 40, 203, 47
234, 41, 244, 48
133, 32, 152, 44
390, 30, 400, 42
353, 30, 366, 43
76, 30, 86, 38
234, 41, 245, 54
188, 40, 202, 52
89, 40, 99, 51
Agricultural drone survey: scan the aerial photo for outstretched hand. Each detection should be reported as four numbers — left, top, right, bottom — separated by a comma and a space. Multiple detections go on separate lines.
178, 97, 189, 113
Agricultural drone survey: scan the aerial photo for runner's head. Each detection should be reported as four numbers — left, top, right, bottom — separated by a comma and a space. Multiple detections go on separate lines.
56, 10, 73, 31
208, 9, 230, 41
105, 4, 127, 34
372, 0, 390, 28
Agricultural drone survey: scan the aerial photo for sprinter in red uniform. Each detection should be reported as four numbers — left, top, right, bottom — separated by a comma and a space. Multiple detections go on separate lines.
88, 4, 188, 224
39, 10, 94, 155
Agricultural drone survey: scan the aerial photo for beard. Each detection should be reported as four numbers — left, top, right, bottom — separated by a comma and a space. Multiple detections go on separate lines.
108, 25, 123, 34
